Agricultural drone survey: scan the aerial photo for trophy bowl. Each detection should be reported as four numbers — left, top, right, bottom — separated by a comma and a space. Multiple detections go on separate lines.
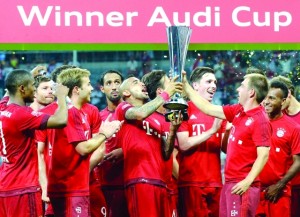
163, 26, 192, 111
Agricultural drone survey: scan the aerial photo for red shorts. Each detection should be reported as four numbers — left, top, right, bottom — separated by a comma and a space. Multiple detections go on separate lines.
256, 189, 291, 217
179, 186, 221, 217
102, 186, 129, 217
291, 186, 300, 217
50, 196, 90, 217
125, 183, 168, 217
44, 202, 54, 216
167, 190, 178, 217
90, 182, 107, 217
220, 183, 260, 217
0, 191, 43, 217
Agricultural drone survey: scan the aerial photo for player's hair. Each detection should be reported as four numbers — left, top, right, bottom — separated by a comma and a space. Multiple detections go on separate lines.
51, 65, 77, 82
141, 70, 166, 100
5, 69, 32, 95
269, 80, 289, 99
99, 70, 124, 86
244, 73, 269, 104
190, 67, 215, 83
270, 75, 294, 96
246, 67, 266, 76
34, 75, 51, 89
57, 68, 90, 97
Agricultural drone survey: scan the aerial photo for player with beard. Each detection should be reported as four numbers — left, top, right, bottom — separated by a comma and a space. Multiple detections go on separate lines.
257, 81, 300, 217
176, 67, 226, 217
114, 76, 182, 217
0, 69, 69, 217
141, 69, 183, 217
268, 76, 300, 217
94, 70, 130, 217
35, 65, 77, 217
30, 75, 55, 111
36, 68, 122, 217
182, 68, 271, 217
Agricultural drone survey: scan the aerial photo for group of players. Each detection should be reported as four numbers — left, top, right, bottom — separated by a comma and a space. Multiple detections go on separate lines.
0, 63, 299, 217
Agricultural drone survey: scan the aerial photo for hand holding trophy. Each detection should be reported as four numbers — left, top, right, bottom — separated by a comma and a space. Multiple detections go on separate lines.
164, 26, 192, 121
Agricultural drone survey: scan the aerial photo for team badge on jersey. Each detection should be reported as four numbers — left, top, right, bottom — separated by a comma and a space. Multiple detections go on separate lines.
245, 117, 253, 126
276, 128, 286, 137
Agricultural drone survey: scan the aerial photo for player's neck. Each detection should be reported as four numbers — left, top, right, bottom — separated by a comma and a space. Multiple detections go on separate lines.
286, 96, 300, 115
30, 101, 45, 111
107, 99, 121, 111
8, 94, 26, 106
268, 111, 283, 120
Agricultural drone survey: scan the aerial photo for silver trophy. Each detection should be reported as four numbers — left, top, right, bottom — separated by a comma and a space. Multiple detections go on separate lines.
164, 26, 192, 111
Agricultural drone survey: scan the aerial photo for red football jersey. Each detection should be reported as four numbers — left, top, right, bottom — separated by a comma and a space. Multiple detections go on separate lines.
259, 114, 300, 186
177, 101, 225, 187
39, 103, 91, 197
114, 102, 167, 184
283, 110, 300, 186
0, 101, 50, 196
223, 104, 271, 183
97, 107, 125, 186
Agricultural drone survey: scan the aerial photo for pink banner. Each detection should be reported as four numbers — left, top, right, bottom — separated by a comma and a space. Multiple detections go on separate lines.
1, 0, 299, 43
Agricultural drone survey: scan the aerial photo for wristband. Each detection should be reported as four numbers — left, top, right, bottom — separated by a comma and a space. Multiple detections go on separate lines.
160, 91, 170, 102
99, 132, 107, 140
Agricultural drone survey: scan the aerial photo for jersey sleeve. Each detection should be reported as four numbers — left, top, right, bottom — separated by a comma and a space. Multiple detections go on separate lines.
16, 107, 50, 131
222, 104, 242, 123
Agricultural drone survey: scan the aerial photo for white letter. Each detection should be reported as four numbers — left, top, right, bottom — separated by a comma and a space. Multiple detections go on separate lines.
215, 7, 221, 27
173, 12, 190, 26
148, 6, 171, 26
193, 7, 212, 27
17, 5, 53, 26
253, 11, 270, 27
86, 12, 104, 26
65, 11, 82, 26
274, 11, 292, 32
232, 6, 251, 27
55, 6, 61, 26
126, 12, 138, 26
107, 12, 124, 27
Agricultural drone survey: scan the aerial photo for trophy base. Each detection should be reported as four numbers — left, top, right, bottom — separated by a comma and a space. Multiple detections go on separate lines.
163, 98, 188, 110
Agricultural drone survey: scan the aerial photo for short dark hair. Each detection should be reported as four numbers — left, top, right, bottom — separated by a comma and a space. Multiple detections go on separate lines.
5, 69, 32, 95
34, 75, 51, 89
99, 70, 124, 86
190, 67, 215, 83
269, 80, 289, 99
270, 76, 295, 96
141, 70, 166, 100
51, 65, 77, 82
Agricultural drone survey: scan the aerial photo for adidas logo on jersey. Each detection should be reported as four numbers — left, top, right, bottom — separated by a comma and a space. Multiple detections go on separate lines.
190, 114, 197, 119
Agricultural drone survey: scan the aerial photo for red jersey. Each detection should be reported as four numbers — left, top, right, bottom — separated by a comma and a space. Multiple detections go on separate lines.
0, 101, 50, 196
115, 102, 167, 185
223, 104, 271, 183
38, 103, 91, 197
97, 107, 125, 187
177, 101, 225, 187
284, 110, 300, 186
259, 115, 300, 186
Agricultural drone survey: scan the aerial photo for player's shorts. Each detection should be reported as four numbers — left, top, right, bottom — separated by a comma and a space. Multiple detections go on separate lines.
256, 188, 291, 217
178, 186, 221, 217
125, 182, 168, 217
50, 196, 90, 217
0, 191, 43, 217
102, 186, 129, 217
90, 182, 107, 217
220, 182, 260, 217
